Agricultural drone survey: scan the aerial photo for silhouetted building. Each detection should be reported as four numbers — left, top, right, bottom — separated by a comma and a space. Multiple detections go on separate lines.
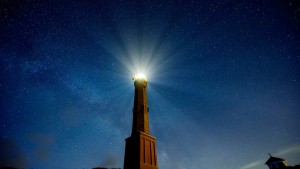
265, 154, 300, 169
123, 75, 158, 169
266, 154, 289, 169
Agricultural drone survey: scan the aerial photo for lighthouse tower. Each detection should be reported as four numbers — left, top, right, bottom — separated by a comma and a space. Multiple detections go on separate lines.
123, 74, 159, 169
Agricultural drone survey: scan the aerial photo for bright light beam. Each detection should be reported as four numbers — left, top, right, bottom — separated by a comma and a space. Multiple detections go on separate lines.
133, 73, 147, 81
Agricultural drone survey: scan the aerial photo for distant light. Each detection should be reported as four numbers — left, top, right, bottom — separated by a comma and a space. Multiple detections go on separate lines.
133, 73, 147, 81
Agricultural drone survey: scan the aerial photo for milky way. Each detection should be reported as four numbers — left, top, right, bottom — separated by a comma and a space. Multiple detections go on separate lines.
0, 1, 299, 169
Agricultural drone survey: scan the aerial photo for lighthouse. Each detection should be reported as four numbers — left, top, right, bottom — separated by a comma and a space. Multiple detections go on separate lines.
123, 74, 159, 169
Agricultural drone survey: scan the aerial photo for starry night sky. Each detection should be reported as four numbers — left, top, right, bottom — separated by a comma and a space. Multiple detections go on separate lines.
0, 0, 300, 169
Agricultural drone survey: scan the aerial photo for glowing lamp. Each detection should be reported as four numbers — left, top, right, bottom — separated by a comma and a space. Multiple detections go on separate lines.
133, 73, 147, 81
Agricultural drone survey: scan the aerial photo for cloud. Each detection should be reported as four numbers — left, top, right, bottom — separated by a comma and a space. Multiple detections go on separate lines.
0, 138, 27, 168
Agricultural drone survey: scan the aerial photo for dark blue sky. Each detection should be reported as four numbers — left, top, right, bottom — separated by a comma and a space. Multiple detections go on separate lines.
0, 0, 299, 169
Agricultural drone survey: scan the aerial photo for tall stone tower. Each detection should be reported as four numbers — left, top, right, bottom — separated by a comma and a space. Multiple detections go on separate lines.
123, 74, 158, 169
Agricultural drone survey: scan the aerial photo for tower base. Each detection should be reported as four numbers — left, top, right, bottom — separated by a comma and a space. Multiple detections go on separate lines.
124, 131, 158, 169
